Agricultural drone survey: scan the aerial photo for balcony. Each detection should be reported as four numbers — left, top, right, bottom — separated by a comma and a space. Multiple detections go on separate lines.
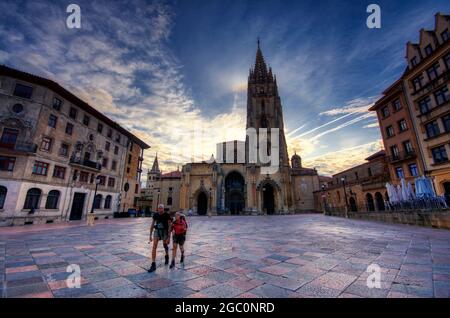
389, 150, 417, 163
70, 157, 102, 171
0, 141, 37, 154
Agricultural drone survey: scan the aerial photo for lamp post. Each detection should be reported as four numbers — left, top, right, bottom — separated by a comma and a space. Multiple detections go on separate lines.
88, 175, 101, 226
321, 184, 327, 214
341, 177, 349, 218
208, 188, 212, 218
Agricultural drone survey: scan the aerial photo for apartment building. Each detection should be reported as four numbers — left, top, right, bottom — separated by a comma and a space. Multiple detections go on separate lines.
0, 65, 150, 226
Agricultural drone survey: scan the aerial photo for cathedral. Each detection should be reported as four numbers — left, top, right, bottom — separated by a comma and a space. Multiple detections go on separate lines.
144, 41, 322, 215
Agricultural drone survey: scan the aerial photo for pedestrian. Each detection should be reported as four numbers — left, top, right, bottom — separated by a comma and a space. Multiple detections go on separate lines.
169, 212, 188, 269
148, 204, 172, 273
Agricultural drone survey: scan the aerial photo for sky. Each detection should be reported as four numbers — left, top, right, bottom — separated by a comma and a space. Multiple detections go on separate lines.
0, 0, 448, 178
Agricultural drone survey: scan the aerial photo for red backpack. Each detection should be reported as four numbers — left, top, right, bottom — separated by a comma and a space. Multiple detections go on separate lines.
173, 217, 187, 235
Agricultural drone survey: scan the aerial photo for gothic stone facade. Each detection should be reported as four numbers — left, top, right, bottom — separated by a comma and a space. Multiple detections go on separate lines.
179, 43, 321, 215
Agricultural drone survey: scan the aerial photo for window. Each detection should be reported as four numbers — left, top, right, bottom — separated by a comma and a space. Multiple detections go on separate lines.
398, 119, 408, 132
167, 197, 173, 206
13, 83, 33, 99
108, 177, 115, 187
434, 86, 448, 106
445, 53, 450, 69
40, 137, 53, 152
102, 158, 108, 168
93, 194, 102, 209
83, 115, 90, 126
98, 176, 106, 186
128, 154, 132, 164
410, 57, 418, 67
0, 156, 16, 171
0, 186, 7, 209
45, 190, 60, 209
104, 195, 112, 209
111, 160, 117, 171
395, 167, 404, 179
65, 122, 74, 135
105, 141, 110, 152
425, 121, 441, 138
23, 188, 41, 210
115, 134, 121, 143
386, 126, 395, 138
129, 141, 134, 151
48, 114, 58, 128
409, 164, 419, 177
79, 171, 89, 182
53, 97, 62, 111
12, 103, 24, 114
368, 167, 373, 177
53, 166, 66, 179
427, 63, 440, 81
135, 184, 139, 194
97, 123, 103, 134
69, 107, 77, 119
393, 99, 402, 111
32, 161, 49, 175
432, 146, 448, 164
355, 172, 359, 180
381, 106, 390, 118
0, 128, 19, 147
403, 140, 413, 154
443, 115, 450, 132
107, 128, 112, 138
40, 137, 52, 151
391, 146, 399, 159
72, 170, 78, 181
419, 96, 432, 114
412, 75, 424, 91
59, 143, 69, 157
114, 146, 119, 155
442, 29, 450, 42
424, 44, 433, 57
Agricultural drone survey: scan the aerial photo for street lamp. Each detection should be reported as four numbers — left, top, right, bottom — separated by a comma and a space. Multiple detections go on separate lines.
341, 177, 349, 218
321, 183, 327, 214
208, 188, 212, 218
88, 175, 101, 226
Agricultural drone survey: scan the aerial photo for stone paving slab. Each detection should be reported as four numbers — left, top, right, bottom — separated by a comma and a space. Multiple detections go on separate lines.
1, 215, 450, 298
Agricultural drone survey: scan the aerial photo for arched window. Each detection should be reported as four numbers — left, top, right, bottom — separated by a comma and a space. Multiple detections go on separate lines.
24, 188, 41, 210
104, 195, 112, 209
45, 190, 60, 209
0, 186, 7, 209
93, 194, 102, 209
167, 196, 173, 206
366, 193, 375, 212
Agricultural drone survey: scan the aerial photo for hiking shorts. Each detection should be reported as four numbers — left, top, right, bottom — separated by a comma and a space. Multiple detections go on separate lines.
153, 229, 169, 241
173, 234, 186, 246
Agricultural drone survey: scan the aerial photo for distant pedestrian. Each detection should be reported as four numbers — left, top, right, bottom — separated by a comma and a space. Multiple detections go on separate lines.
169, 212, 188, 269
148, 204, 172, 273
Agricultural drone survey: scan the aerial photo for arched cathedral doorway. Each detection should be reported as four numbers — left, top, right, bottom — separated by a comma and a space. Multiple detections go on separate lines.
225, 171, 245, 215
263, 184, 275, 215
197, 192, 208, 216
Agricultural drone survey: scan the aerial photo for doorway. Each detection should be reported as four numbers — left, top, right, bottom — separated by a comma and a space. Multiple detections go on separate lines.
225, 171, 245, 215
263, 184, 275, 215
197, 192, 208, 216
444, 182, 450, 206
70, 193, 86, 220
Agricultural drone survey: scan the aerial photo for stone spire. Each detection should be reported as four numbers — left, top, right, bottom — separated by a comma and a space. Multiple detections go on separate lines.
250, 38, 271, 83
150, 153, 161, 173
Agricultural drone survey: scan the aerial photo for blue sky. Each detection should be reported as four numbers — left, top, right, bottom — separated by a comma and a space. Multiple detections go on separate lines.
0, 0, 448, 176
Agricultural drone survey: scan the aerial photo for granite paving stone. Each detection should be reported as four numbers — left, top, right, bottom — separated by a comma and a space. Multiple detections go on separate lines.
0, 215, 449, 298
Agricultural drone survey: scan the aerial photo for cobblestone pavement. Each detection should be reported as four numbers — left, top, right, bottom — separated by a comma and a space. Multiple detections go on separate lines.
1, 215, 450, 298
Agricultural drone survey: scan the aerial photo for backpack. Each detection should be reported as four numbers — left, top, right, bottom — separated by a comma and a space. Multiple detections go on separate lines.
173, 217, 187, 235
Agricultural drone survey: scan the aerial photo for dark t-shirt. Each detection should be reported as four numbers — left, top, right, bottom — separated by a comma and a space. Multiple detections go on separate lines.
153, 212, 172, 231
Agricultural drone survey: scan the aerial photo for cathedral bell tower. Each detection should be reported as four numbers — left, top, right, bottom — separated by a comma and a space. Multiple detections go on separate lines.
246, 39, 290, 168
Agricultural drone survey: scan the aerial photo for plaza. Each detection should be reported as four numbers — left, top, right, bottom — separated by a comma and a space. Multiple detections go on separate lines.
1, 214, 450, 298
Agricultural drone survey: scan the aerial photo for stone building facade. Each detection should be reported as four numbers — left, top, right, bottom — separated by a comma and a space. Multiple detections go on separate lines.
178, 42, 322, 215
371, 12, 450, 200
0, 66, 149, 226
139, 155, 181, 214
315, 151, 390, 213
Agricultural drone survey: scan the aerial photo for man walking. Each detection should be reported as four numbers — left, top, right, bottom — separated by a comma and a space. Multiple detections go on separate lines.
148, 204, 172, 273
